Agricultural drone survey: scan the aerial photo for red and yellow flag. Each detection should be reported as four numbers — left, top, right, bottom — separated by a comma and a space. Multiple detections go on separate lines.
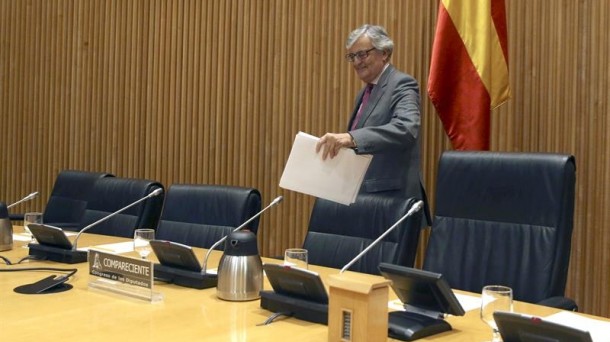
427, 0, 510, 150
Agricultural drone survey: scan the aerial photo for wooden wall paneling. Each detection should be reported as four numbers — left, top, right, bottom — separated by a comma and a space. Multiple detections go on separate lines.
1, 0, 610, 317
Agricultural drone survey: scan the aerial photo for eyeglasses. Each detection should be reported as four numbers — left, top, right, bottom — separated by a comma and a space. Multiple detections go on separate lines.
345, 47, 376, 62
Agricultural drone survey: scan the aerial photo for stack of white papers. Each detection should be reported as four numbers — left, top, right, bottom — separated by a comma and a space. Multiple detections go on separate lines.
544, 311, 610, 341
279, 132, 373, 205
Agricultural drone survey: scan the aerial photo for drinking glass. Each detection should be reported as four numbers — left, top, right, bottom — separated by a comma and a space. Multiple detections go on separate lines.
23, 212, 43, 244
284, 248, 308, 269
133, 228, 155, 259
480, 285, 513, 342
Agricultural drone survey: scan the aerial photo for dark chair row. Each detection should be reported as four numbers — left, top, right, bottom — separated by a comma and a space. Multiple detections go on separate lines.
14, 169, 425, 272
8, 149, 578, 311
18, 171, 262, 246
33, 171, 165, 239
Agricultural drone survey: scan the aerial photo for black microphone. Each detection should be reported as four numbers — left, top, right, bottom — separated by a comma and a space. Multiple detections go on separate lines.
340, 200, 423, 273
28, 188, 163, 264
153, 195, 283, 289
7, 191, 39, 209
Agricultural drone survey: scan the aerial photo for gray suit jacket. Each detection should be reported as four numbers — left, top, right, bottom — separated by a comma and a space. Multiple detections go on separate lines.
349, 65, 430, 223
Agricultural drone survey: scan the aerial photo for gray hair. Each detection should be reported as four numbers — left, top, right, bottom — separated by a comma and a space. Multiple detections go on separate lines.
345, 24, 394, 57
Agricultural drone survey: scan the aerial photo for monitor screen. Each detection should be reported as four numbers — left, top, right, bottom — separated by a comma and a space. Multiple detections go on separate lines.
263, 263, 329, 304
27, 223, 74, 250
378, 263, 465, 317
150, 240, 202, 272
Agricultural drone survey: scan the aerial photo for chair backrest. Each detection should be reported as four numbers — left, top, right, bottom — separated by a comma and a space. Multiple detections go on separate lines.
43, 170, 115, 230
79, 177, 165, 238
423, 151, 576, 304
155, 184, 262, 249
303, 195, 423, 275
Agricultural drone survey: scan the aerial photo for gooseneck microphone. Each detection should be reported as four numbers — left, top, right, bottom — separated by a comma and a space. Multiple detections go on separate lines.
72, 188, 163, 251
201, 195, 283, 275
339, 200, 423, 273
152, 195, 283, 289
7, 191, 39, 209
28, 188, 163, 264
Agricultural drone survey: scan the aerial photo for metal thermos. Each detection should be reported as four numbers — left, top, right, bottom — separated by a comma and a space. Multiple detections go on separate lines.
0, 202, 14, 251
216, 230, 263, 301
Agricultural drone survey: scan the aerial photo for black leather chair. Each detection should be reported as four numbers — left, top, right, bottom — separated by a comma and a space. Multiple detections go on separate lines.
155, 184, 262, 249
423, 151, 577, 310
303, 195, 423, 275
42, 170, 115, 230
78, 177, 165, 238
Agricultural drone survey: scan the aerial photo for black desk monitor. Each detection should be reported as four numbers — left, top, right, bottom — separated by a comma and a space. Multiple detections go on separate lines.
150, 240, 202, 272
27, 223, 89, 263
259, 263, 330, 325
149, 240, 218, 289
494, 311, 593, 342
378, 263, 466, 341
263, 263, 328, 304
27, 223, 74, 250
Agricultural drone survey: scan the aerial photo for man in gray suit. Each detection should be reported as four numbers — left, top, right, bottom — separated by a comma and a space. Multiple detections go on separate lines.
316, 24, 430, 224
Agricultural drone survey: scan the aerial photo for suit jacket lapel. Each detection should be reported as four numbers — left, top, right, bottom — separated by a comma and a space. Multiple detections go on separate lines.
352, 65, 394, 129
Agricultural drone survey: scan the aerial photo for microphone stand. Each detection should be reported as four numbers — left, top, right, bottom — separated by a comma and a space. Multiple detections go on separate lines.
72, 188, 163, 251
7, 191, 39, 209
340, 200, 423, 273
201, 195, 283, 275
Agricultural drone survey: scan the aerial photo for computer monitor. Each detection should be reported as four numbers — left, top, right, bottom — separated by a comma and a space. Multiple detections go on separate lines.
378, 263, 465, 341
259, 263, 330, 325
27, 223, 74, 250
149, 240, 202, 272
494, 311, 593, 342
263, 263, 328, 304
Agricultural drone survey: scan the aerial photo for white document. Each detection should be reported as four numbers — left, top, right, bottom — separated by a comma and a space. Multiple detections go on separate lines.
387, 291, 481, 314
544, 311, 610, 341
279, 131, 372, 205
87, 241, 135, 254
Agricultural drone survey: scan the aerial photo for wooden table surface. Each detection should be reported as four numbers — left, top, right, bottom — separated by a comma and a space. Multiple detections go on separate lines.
0, 227, 602, 341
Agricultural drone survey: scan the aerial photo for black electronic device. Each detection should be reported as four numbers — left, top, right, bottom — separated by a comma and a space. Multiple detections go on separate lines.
259, 263, 329, 324
27, 223, 87, 263
264, 263, 328, 303
14, 275, 72, 294
150, 239, 218, 289
378, 263, 465, 341
28, 224, 74, 250
151, 240, 202, 272
494, 311, 593, 342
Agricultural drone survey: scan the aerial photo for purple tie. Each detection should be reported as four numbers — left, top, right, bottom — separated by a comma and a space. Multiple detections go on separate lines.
351, 84, 374, 129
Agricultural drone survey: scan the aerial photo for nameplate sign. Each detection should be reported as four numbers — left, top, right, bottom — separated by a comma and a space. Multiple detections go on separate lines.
89, 250, 152, 289
87, 250, 162, 302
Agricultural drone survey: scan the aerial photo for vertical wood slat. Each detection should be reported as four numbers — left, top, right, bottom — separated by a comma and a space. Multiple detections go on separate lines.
1, 0, 609, 317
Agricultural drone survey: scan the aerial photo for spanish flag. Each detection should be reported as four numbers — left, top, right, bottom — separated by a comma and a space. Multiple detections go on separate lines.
428, 0, 510, 150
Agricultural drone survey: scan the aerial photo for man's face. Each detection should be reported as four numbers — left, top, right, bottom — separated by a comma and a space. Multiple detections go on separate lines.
347, 36, 387, 84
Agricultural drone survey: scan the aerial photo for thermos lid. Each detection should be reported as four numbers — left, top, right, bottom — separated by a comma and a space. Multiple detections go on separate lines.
223, 230, 259, 256
0, 202, 8, 218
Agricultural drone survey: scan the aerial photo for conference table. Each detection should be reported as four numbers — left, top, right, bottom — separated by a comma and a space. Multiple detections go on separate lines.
0, 228, 605, 342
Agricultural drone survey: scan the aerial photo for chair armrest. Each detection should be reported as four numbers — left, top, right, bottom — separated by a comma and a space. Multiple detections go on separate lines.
537, 296, 578, 311
9, 213, 24, 221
